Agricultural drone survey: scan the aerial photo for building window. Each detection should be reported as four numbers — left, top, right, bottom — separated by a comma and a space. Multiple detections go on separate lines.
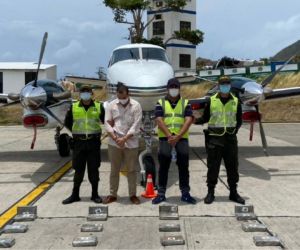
179, 54, 191, 68
0, 72, 3, 93
25, 72, 37, 84
155, 1, 163, 7
180, 21, 191, 31
155, 14, 162, 20
153, 21, 165, 35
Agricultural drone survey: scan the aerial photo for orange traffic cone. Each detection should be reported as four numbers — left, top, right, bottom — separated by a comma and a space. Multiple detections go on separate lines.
141, 174, 157, 198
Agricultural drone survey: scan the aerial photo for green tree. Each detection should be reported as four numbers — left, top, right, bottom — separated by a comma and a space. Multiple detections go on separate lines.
103, 0, 204, 46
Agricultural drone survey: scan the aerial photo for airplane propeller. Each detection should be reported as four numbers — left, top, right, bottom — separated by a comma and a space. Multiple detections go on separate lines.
0, 100, 20, 108
254, 54, 296, 155
7, 93, 20, 101
0, 32, 72, 149
261, 54, 295, 88
255, 105, 268, 156
33, 32, 48, 87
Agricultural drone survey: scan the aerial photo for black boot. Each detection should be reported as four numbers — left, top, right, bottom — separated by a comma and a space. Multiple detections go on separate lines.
62, 187, 80, 205
91, 183, 102, 203
229, 190, 245, 204
204, 188, 215, 204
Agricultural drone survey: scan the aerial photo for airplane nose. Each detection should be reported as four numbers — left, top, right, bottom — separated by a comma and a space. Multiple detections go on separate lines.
135, 75, 162, 87
243, 82, 264, 95
20, 85, 47, 110
242, 82, 264, 105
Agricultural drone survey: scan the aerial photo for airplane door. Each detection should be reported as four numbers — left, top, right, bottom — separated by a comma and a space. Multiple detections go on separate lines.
0, 72, 3, 93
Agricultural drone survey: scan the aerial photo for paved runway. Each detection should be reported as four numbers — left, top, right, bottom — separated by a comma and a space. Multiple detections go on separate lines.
0, 124, 299, 249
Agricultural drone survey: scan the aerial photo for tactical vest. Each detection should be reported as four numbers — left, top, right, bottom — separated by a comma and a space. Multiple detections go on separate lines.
208, 93, 238, 136
72, 101, 102, 135
157, 97, 189, 139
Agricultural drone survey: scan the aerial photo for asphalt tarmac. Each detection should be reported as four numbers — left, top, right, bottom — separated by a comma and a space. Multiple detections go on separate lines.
0, 123, 299, 249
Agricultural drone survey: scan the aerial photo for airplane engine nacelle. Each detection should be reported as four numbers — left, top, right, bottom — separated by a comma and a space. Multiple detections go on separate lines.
20, 85, 47, 110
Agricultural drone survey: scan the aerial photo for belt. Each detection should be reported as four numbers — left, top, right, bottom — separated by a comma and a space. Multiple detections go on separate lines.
73, 134, 100, 141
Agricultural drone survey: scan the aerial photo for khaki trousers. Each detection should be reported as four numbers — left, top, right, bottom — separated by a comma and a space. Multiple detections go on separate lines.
108, 145, 139, 197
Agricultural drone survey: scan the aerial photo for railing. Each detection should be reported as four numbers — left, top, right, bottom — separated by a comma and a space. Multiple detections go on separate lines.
198, 63, 300, 79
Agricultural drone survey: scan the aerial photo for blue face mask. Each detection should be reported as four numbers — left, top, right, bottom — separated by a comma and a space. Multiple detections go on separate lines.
219, 84, 231, 94
80, 92, 92, 101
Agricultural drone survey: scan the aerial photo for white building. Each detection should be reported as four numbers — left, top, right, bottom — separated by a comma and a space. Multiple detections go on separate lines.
147, 0, 197, 73
0, 62, 56, 94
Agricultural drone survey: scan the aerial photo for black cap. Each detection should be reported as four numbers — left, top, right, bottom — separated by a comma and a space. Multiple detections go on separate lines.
218, 76, 231, 84
167, 78, 180, 88
79, 85, 92, 92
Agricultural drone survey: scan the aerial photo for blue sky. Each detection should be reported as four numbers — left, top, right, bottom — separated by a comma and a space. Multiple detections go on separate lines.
0, 0, 299, 78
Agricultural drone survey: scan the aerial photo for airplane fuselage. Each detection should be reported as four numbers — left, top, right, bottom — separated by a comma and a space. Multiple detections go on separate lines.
106, 44, 174, 111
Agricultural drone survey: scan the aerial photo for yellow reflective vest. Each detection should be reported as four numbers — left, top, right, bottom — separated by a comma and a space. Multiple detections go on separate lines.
157, 97, 189, 139
72, 101, 102, 135
208, 93, 238, 136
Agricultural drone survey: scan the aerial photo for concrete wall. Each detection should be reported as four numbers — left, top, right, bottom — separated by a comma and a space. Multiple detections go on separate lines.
147, 0, 197, 72
166, 46, 196, 71
199, 69, 221, 77
198, 64, 299, 78
250, 66, 271, 74
2, 70, 25, 93
224, 67, 246, 76
0, 66, 57, 94
275, 64, 298, 71
45, 65, 57, 80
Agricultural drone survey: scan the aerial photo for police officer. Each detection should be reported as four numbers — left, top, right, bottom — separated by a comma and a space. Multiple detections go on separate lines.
152, 78, 196, 204
62, 85, 105, 204
195, 76, 245, 204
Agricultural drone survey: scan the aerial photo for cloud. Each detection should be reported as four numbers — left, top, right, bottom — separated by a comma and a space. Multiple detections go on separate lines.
54, 40, 86, 61
265, 14, 300, 32
59, 18, 113, 33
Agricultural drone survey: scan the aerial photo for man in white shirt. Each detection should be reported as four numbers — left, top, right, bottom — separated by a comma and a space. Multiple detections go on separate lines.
103, 82, 142, 205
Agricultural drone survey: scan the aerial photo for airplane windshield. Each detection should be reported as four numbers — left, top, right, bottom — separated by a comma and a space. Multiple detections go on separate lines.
110, 48, 139, 65
142, 48, 169, 63
36, 80, 64, 93
35, 80, 64, 105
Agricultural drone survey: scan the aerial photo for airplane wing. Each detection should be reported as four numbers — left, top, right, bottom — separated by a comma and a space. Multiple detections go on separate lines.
264, 87, 300, 101
0, 93, 8, 103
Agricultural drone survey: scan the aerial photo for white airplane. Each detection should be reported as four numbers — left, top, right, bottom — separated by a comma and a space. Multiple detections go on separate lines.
1, 33, 300, 185
106, 44, 174, 111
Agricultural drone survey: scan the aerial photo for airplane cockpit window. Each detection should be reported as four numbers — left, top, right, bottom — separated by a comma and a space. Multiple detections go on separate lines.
142, 48, 169, 63
110, 48, 139, 65
230, 77, 250, 89
36, 80, 64, 105
36, 80, 64, 94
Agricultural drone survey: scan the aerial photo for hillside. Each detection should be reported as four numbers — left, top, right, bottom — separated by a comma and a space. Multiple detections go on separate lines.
1, 73, 300, 125
272, 40, 300, 61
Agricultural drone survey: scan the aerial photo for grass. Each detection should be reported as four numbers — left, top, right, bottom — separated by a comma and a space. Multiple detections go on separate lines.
0, 104, 23, 125
1, 72, 300, 125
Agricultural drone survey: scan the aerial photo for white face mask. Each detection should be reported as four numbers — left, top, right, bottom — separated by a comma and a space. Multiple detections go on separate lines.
169, 88, 179, 97
80, 92, 91, 101
118, 98, 129, 105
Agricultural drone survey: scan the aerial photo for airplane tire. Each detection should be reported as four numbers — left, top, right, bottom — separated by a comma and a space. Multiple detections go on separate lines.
58, 133, 70, 157
141, 154, 156, 188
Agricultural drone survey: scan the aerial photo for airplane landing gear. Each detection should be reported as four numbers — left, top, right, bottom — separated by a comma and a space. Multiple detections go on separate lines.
140, 151, 156, 187
139, 111, 156, 188
55, 127, 71, 157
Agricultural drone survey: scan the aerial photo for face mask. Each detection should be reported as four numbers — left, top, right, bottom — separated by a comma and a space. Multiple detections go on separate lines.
119, 98, 129, 105
219, 84, 231, 94
80, 92, 92, 101
169, 88, 179, 97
